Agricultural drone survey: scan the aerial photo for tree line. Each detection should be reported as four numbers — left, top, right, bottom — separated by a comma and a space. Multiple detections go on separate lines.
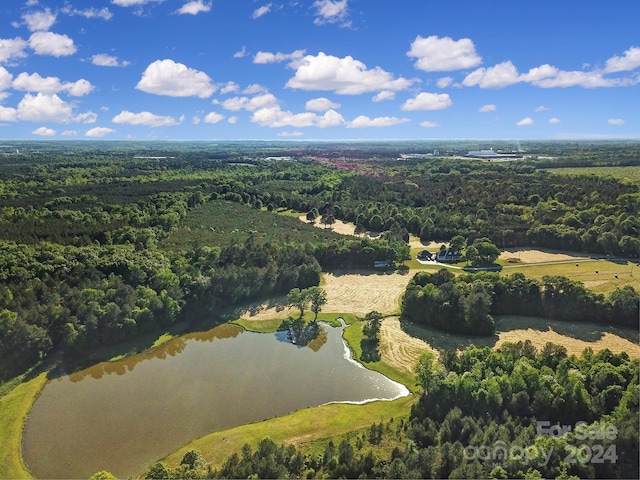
401, 269, 639, 336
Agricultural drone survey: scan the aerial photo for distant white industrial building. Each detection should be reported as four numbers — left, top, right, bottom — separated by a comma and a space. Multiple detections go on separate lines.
467, 148, 499, 158
466, 148, 521, 159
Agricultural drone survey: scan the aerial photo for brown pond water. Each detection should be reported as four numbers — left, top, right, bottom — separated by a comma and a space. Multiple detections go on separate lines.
23, 322, 408, 479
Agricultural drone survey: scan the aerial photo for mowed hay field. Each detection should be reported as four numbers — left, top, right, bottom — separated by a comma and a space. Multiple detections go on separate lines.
237, 270, 412, 321
494, 316, 640, 357
379, 317, 437, 375
398, 315, 640, 359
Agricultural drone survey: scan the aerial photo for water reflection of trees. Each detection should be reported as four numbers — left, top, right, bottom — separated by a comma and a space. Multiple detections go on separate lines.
281, 318, 329, 352
307, 325, 328, 352
68, 324, 242, 383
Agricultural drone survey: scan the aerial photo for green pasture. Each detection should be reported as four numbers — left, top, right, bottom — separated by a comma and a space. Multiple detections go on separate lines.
0, 373, 47, 480
502, 259, 640, 295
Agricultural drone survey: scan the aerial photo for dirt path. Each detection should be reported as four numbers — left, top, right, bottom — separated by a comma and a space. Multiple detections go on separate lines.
379, 317, 437, 375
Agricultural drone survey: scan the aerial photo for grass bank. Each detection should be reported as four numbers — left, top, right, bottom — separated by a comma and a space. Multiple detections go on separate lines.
161, 394, 415, 471
0, 372, 48, 480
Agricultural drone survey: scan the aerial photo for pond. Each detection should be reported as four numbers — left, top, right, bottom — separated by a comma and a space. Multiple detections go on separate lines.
23, 321, 409, 479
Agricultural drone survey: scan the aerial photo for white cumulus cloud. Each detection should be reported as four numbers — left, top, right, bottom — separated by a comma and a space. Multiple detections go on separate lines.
111, 0, 161, 6
437, 77, 453, 88
420, 121, 439, 128
23, 9, 57, 32
220, 81, 239, 94
233, 46, 248, 58
533, 69, 637, 88
463, 61, 521, 88
243, 84, 268, 94
549, 117, 560, 124
478, 104, 496, 113
176, 1, 211, 15
401, 92, 452, 111
254, 49, 306, 64
605, 46, 640, 73
29, 32, 77, 57
372, 90, 395, 102
0, 105, 18, 122
0, 67, 13, 91
222, 93, 278, 112
251, 106, 344, 128
61, 6, 113, 20
253, 4, 272, 19
516, 117, 534, 126
608, 118, 625, 125
74, 111, 98, 124
85, 127, 115, 137
112, 110, 182, 127
136, 59, 216, 98
313, 0, 349, 26
286, 52, 414, 95
32, 126, 56, 136
305, 97, 340, 111
13, 73, 94, 96
17, 93, 73, 123
278, 131, 304, 137
0, 38, 29, 64
347, 115, 409, 128
408, 35, 482, 72
204, 112, 225, 124
92, 54, 131, 67
463, 59, 638, 89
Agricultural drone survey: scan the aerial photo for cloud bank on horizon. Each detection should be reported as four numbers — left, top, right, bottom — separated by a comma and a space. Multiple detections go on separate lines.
0, 0, 638, 139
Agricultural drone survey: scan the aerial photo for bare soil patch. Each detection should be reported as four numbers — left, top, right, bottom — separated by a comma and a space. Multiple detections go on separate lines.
298, 215, 361, 237
379, 317, 437, 375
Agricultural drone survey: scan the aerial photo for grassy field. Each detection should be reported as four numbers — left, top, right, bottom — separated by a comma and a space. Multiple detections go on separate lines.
546, 165, 640, 186
0, 373, 47, 480
503, 259, 640, 294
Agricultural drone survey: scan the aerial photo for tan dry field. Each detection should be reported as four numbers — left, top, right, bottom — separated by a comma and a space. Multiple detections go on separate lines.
409, 238, 443, 250
493, 315, 640, 357
500, 248, 591, 264
237, 270, 412, 321
400, 315, 639, 358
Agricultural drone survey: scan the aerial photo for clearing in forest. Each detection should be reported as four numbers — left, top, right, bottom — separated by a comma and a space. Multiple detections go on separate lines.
237, 270, 412, 321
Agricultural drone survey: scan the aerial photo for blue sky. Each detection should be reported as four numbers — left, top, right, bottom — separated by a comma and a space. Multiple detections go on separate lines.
0, 0, 639, 140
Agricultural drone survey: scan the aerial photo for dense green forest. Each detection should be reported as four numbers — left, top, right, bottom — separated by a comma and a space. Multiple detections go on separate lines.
1, 140, 639, 479
1, 140, 639, 380
140, 343, 639, 479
